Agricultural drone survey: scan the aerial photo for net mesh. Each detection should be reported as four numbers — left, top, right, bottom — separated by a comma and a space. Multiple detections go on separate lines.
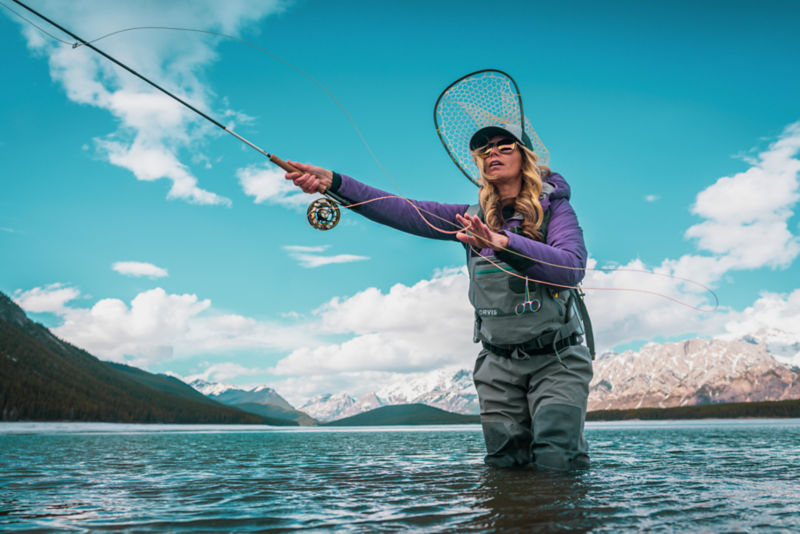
434, 70, 548, 186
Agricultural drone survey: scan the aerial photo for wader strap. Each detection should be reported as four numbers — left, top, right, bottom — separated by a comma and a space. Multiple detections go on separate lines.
481, 314, 583, 358
482, 333, 582, 358
574, 289, 595, 360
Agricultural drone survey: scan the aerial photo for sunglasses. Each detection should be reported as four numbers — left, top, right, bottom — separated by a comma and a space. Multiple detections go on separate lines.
476, 138, 518, 159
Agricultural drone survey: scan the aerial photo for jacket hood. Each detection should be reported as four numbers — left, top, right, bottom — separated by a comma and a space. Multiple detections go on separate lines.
544, 172, 571, 201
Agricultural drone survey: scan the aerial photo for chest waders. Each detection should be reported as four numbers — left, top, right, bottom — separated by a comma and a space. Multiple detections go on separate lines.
464, 204, 595, 361
466, 199, 595, 470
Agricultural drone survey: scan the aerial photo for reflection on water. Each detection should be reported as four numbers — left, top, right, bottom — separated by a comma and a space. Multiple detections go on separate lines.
1, 420, 799, 532
469, 468, 597, 533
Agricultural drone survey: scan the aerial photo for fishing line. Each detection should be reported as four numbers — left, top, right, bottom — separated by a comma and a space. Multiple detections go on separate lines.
0, 0, 73, 44
314, 194, 720, 313
6, 0, 719, 312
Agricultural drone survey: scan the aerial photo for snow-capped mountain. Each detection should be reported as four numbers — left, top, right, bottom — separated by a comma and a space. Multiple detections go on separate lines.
377, 368, 478, 414
724, 327, 800, 369
190, 378, 238, 397
189, 379, 293, 408
300, 392, 382, 422
298, 369, 478, 421
589, 338, 800, 411
188, 379, 315, 425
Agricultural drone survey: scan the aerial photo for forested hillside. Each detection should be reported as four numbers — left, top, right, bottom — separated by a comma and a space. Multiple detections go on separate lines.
0, 292, 272, 424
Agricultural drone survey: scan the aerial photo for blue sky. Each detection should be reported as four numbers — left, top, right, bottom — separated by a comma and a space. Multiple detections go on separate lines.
2, 0, 799, 404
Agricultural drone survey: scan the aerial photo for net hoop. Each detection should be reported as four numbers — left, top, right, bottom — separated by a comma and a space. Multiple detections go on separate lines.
434, 69, 549, 186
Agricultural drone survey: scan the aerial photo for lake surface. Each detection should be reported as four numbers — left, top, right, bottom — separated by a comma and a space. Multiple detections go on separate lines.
1, 420, 799, 532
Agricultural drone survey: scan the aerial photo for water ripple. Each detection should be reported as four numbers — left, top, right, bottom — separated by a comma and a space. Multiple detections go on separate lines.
1, 420, 799, 532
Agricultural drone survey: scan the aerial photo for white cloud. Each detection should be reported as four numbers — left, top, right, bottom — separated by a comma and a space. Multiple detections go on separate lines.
262, 371, 419, 408
237, 164, 321, 208
271, 267, 474, 375
13, 283, 81, 314
686, 121, 800, 269
581, 258, 729, 350
12, 0, 285, 205
283, 244, 369, 268
184, 362, 268, 384
15, 284, 322, 369
98, 137, 230, 206
284, 245, 327, 253
644, 194, 659, 202
112, 261, 168, 278
720, 289, 800, 341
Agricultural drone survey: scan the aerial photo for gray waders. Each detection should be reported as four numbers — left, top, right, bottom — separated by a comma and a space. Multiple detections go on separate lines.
466, 203, 593, 470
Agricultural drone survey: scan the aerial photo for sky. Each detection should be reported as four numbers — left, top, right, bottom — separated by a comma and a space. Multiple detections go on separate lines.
2, 0, 800, 406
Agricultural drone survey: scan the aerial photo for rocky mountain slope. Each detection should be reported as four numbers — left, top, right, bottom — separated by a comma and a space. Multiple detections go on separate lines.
589, 337, 800, 411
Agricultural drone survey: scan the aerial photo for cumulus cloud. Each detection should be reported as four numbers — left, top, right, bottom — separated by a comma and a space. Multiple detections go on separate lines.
237, 164, 321, 208
11, 0, 285, 205
13, 284, 81, 314
283, 245, 369, 268
15, 284, 323, 369
262, 371, 421, 408
686, 121, 800, 269
581, 258, 729, 350
112, 261, 168, 278
644, 194, 659, 202
720, 289, 800, 341
271, 267, 474, 376
98, 137, 230, 206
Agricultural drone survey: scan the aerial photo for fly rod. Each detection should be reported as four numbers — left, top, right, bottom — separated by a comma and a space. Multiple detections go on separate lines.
11, 0, 345, 230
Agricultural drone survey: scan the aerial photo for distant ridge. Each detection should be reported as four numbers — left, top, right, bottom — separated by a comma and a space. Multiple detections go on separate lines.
587, 398, 800, 421
0, 292, 279, 424
325, 403, 480, 426
190, 380, 317, 426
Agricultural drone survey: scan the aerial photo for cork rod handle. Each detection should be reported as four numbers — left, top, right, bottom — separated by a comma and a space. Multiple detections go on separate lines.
269, 154, 327, 193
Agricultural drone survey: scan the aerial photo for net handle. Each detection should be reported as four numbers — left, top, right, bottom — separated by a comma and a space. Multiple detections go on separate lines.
433, 68, 525, 187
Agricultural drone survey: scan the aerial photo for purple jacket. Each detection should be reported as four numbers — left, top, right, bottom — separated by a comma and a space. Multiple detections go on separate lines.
333, 172, 587, 287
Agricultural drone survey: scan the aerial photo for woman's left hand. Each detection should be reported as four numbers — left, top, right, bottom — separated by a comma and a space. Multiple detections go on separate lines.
455, 213, 509, 251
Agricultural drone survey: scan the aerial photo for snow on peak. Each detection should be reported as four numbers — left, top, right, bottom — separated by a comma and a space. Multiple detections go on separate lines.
190, 379, 237, 397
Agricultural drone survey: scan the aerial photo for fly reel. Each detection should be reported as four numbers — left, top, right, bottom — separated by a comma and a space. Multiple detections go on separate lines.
307, 197, 341, 230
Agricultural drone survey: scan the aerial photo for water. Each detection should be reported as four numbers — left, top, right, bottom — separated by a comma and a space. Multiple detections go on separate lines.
1, 420, 799, 532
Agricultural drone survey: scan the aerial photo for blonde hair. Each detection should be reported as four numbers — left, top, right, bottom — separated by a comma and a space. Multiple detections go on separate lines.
473, 144, 551, 241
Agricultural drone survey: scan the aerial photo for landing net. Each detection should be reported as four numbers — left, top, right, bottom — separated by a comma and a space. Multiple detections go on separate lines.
434, 69, 549, 186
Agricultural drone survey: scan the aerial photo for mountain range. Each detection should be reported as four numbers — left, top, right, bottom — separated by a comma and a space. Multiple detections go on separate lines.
190, 329, 800, 422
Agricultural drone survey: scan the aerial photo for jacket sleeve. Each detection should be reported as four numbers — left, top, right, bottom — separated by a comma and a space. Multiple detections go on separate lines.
333, 173, 468, 241
495, 197, 587, 287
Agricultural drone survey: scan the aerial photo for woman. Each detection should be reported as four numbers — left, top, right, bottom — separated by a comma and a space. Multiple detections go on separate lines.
285, 123, 592, 470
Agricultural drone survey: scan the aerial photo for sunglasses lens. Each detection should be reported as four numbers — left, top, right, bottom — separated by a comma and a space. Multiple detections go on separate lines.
478, 139, 516, 158
498, 144, 515, 154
